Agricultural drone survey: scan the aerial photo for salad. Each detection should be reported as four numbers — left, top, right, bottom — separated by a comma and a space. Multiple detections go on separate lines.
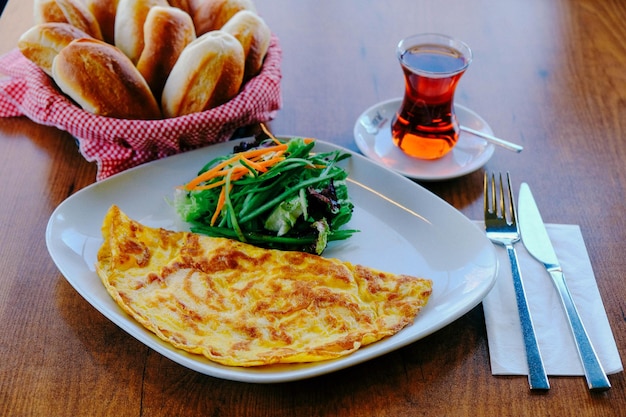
173, 132, 358, 254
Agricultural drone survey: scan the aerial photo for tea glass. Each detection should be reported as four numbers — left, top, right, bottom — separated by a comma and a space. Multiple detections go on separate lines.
391, 33, 472, 159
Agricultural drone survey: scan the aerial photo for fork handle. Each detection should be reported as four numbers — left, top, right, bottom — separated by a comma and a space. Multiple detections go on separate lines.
506, 244, 550, 390
546, 267, 611, 391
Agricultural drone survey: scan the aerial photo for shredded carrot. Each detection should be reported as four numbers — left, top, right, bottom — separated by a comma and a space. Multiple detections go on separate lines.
260, 124, 314, 146
248, 150, 285, 164
193, 179, 227, 191
240, 156, 268, 173
238, 144, 287, 160
260, 124, 283, 145
256, 154, 285, 168
185, 158, 238, 190
184, 144, 288, 190
228, 168, 252, 182
190, 167, 246, 190
184, 131, 314, 191
211, 165, 249, 180
210, 185, 227, 226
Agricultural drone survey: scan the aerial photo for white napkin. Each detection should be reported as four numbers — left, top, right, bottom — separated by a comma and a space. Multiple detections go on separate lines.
480, 222, 623, 376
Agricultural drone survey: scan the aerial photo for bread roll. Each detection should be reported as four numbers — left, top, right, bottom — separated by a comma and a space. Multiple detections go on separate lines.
115, 0, 169, 63
55, 0, 104, 40
18, 22, 91, 76
52, 38, 162, 119
34, 0, 67, 24
136, 6, 196, 100
185, 0, 202, 16
85, 0, 119, 44
167, 0, 192, 14
193, 0, 256, 36
161, 30, 244, 117
221, 10, 270, 82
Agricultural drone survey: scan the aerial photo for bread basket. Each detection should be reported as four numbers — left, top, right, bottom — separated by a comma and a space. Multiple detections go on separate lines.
0, 35, 282, 180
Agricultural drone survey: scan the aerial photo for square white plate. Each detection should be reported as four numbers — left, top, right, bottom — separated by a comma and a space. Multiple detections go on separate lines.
46, 139, 497, 383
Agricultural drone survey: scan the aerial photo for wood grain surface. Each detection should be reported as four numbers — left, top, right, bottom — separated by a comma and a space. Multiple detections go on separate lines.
1, 0, 624, 415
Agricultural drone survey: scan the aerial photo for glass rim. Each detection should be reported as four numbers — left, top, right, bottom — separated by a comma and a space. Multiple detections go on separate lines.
396, 33, 473, 76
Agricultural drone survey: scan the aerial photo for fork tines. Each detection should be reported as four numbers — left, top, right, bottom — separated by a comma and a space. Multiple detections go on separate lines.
484, 171, 516, 225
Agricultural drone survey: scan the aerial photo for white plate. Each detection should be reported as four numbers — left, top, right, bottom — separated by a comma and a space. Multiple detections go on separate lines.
354, 98, 495, 181
46, 139, 498, 383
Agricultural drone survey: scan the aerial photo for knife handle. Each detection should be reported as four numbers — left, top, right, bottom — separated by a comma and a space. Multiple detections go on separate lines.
547, 268, 611, 391
506, 244, 550, 390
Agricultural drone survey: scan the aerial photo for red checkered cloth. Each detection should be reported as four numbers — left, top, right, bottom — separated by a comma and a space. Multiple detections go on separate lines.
0, 36, 282, 180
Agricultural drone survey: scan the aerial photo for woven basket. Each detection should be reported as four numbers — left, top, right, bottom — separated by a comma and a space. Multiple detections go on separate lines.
0, 36, 282, 180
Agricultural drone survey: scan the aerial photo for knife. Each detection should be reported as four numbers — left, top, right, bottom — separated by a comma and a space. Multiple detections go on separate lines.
517, 183, 611, 391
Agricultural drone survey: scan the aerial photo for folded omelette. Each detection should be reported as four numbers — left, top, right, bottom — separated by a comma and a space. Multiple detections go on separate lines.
96, 205, 432, 367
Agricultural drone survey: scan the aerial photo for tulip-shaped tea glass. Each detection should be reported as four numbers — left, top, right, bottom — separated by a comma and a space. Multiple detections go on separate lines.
391, 33, 472, 159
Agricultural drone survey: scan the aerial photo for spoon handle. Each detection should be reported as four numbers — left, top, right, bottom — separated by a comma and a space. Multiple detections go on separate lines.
461, 125, 524, 153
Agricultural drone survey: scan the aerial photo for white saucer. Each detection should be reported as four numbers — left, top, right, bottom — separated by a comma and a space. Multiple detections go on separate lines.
354, 98, 495, 181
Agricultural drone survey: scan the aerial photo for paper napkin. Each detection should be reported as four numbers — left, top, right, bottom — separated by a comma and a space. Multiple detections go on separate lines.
480, 223, 623, 376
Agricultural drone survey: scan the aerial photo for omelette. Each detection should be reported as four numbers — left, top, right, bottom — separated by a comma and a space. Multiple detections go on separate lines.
95, 205, 432, 367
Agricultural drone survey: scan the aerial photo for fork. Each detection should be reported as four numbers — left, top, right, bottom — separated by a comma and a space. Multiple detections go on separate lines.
484, 172, 550, 390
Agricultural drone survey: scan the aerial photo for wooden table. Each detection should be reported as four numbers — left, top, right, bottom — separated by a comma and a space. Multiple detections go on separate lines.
1, 0, 624, 415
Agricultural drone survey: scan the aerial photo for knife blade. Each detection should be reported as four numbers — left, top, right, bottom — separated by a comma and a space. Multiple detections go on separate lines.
517, 183, 611, 391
